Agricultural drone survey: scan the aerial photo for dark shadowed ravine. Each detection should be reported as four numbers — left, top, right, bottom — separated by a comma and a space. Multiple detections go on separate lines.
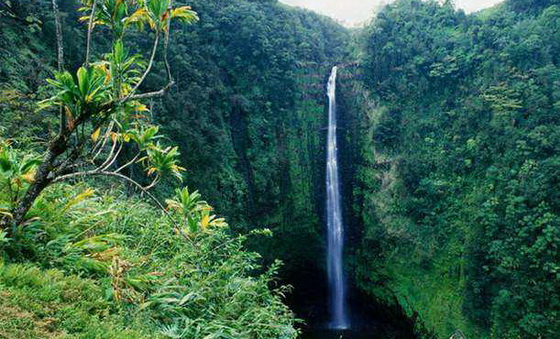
286, 267, 416, 338
285, 68, 417, 339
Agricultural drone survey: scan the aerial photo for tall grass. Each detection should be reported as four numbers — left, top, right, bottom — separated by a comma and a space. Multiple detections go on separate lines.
1, 182, 298, 338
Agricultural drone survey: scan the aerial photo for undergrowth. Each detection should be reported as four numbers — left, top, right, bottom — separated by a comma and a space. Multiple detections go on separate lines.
0, 182, 298, 338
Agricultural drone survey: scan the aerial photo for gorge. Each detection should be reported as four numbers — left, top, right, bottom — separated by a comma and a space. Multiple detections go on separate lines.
1, 0, 559, 338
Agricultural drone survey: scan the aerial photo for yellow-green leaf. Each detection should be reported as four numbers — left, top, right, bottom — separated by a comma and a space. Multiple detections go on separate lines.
201, 214, 209, 231
91, 128, 101, 142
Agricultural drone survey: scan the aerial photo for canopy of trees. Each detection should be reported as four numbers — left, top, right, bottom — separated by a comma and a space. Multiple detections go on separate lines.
345, 0, 560, 337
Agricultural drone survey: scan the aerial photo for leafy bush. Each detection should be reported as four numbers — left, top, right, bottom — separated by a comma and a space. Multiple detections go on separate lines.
1, 179, 298, 337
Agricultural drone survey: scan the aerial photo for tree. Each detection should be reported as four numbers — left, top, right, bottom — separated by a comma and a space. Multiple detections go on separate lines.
0, 0, 198, 234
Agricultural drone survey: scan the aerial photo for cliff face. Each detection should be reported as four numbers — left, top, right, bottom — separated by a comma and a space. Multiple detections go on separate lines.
5, 1, 559, 337
343, 1, 560, 337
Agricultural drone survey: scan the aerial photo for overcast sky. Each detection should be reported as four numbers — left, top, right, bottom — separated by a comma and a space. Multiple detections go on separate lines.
280, 0, 504, 26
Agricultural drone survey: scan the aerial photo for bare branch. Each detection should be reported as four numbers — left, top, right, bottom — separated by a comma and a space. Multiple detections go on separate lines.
52, 0, 64, 71
84, 0, 98, 68
96, 138, 118, 171
100, 141, 123, 171
91, 122, 115, 160
129, 82, 174, 100
143, 176, 160, 191
121, 31, 160, 103
52, 0, 66, 137
115, 153, 140, 173
163, 0, 174, 86
126, 1, 176, 102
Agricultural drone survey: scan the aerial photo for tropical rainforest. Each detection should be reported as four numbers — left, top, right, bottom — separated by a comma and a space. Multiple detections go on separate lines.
0, 0, 558, 338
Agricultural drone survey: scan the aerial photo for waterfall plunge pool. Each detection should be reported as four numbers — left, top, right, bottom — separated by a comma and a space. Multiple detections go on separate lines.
283, 66, 417, 339
285, 266, 416, 339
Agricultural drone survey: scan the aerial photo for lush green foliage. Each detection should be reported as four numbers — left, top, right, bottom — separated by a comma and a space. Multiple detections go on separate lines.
0, 0, 348, 274
0, 261, 156, 338
346, 0, 560, 337
0, 0, 199, 232
0, 180, 298, 338
154, 0, 348, 271
0, 0, 321, 337
5, 0, 559, 337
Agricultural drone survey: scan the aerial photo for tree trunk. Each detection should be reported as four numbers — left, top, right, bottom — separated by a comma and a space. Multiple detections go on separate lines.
52, 0, 64, 71
9, 155, 55, 227
0, 1, 68, 235
0, 137, 67, 235
51, 0, 67, 135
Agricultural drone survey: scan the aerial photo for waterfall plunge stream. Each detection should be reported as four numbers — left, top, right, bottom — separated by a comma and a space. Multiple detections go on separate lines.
297, 66, 415, 338
326, 66, 349, 329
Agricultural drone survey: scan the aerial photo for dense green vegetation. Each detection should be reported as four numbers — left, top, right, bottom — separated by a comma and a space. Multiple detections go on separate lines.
0, 0, 348, 272
0, 0, 347, 337
342, 0, 560, 337
2, 0, 559, 338
1, 182, 297, 338
154, 0, 348, 271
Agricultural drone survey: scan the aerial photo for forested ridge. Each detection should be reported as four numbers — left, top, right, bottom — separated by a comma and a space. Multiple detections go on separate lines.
0, 0, 345, 337
340, 0, 560, 337
1, 0, 559, 338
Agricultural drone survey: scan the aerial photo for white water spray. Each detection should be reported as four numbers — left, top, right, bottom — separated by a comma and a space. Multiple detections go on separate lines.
326, 66, 349, 329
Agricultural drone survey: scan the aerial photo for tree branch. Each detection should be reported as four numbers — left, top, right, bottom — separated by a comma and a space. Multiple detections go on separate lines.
127, 1, 176, 102
91, 122, 115, 160
163, 0, 174, 87
52, 0, 66, 137
143, 176, 160, 191
121, 31, 160, 103
100, 141, 123, 171
96, 138, 119, 171
129, 82, 174, 100
84, 0, 98, 68
52, 0, 64, 71
115, 153, 140, 173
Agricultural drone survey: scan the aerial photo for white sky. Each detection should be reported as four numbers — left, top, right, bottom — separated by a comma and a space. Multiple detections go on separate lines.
280, 0, 504, 26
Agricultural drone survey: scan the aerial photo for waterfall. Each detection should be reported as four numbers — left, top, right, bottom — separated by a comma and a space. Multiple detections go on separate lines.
326, 66, 349, 329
